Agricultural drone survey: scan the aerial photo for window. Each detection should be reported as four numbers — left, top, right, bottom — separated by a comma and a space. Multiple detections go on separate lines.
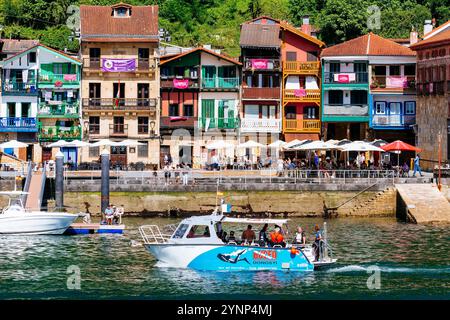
138, 48, 149, 59
286, 51, 297, 61
89, 143, 99, 158
114, 7, 129, 17
404, 65, 416, 76
304, 107, 318, 119
173, 224, 189, 239
186, 225, 210, 238
307, 51, 318, 61
374, 66, 386, 76
404, 101, 416, 115
350, 91, 367, 105
330, 62, 340, 73
89, 116, 100, 134
328, 90, 343, 104
29, 52, 36, 63
219, 66, 236, 78
138, 117, 148, 134
53, 64, 63, 75
89, 83, 101, 98
389, 102, 401, 115
138, 141, 148, 158
389, 65, 400, 76
375, 102, 386, 114
285, 106, 296, 119
169, 104, 179, 116
113, 117, 124, 133
89, 48, 101, 59
183, 104, 194, 117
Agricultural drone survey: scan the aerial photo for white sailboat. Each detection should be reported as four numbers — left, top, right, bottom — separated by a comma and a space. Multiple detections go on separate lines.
0, 191, 78, 235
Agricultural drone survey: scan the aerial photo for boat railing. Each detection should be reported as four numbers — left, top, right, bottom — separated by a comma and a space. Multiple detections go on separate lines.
139, 225, 172, 244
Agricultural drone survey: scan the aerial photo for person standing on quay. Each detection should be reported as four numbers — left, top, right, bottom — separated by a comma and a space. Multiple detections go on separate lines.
413, 154, 423, 177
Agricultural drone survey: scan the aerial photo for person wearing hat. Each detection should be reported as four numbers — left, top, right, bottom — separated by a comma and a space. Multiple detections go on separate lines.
270, 226, 285, 247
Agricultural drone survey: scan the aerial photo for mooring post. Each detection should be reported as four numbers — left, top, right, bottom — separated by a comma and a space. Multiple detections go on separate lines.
55, 151, 64, 211
101, 148, 110, 215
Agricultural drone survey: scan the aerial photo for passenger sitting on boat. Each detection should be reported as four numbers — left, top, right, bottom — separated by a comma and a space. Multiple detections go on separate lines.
270, 227, 285, 247
227, 231, 237, 243
187, 226, 196, 238
241, 225, 256, 244
294, 226, 306, 246
105, 205, 114, 225
221, 231, 228, 242
259, 224, 269, 246
203, 226, 210, 237
312, 225, 323, 262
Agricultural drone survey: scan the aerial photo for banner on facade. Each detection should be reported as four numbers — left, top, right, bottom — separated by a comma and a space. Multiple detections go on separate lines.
386, 76, 407, 88
294, 89, 307, 97
101, 58, 136, 72
63, 74, 77, 82
173, 79, 189, 89
250, 59, 269, 69
334, 73, 356, 83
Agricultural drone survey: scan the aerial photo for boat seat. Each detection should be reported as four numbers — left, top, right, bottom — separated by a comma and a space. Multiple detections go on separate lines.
227, 241, 237, 245
272, 244, 283, 248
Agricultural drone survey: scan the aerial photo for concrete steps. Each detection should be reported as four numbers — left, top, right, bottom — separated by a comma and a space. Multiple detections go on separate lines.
395, 184, 450, 223
25, 171, 44, 211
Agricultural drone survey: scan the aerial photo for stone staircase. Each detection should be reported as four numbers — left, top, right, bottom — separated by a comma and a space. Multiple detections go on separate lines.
395, 183, 450, 223
337, 187, 397, 217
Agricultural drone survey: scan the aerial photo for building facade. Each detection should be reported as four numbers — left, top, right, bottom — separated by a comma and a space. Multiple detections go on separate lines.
411, 24, 450, 170
80, 3, 160, 167
159, 47, 241, 168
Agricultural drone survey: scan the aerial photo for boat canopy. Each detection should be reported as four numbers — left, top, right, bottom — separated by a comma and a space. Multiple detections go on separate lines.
222, 217, 289, 225
0, 191, 29, 197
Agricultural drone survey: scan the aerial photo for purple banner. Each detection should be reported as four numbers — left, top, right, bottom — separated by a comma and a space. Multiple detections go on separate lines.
251, 59, 269, 70
173, 79, 189, 89
386, 76, 407, 88
102, 58, 136, 72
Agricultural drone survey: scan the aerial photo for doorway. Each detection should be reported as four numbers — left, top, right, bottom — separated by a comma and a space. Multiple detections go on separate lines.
42, 147, 52, 163
179, 146, 193, 165
111, 145, 127, 168
160, 145, 170, 168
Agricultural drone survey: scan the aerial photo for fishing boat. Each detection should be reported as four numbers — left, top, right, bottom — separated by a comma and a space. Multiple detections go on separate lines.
0, 191, 78, 235
139, 208, 337, 271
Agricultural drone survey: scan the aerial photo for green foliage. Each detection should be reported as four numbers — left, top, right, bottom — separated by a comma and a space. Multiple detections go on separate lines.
0, 0, 447, 55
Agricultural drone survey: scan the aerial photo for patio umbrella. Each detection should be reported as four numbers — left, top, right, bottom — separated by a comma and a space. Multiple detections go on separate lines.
283, 139, 304, 149
90, 139, 120, 147
340, 141, 384, 152
206, 140, 234, 150
237, 140, 265, 148
0, 140, 28, 149
268, 140, 286, 148
293, 140, 338, 151
381, 140, 422, 167
371, 139, 388, 147
115, 139, 145, 147
48, 140, 90, 148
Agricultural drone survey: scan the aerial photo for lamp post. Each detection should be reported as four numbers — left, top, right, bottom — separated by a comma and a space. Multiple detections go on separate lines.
438, 131, 442, 191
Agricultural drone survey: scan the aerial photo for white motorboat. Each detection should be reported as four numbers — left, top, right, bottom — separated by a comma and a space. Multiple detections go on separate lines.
0, 191, 78, 235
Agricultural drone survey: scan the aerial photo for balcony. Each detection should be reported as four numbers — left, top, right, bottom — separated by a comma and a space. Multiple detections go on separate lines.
38, 73, 80, 86
38, 125, 81, 141
240, 118, 281, 133
202, 77, 239, 90
242, 87, 280, 100
2, 80, 38, 95
199, 117, 239, 130
283, 61, 320, 75
109, 124, 128, 137
0, 117, 37, 132
160, 77, 199, 89
37, 102, 79, 119
283, 119, 321, 133
371, 114, 416, 128
160, 116, 196, 129
82, 98, 157, 112
244, 58, 281, 71
82, 58, 156, 73
323, 104, 369, 118
371, 76, 415, 91
323, 72, 368, 85
283, 89, 321, 103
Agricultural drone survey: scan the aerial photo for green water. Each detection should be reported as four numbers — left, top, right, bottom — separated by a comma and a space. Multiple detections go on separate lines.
0, 217, 449, 300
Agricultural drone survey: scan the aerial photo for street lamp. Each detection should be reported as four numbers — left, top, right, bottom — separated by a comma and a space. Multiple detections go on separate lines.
438, 131, 442, 191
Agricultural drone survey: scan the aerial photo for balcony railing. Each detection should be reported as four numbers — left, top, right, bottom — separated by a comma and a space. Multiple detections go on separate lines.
160, 116, 196, 128
82, 98, 157, 111
371, 76, 415, 90
244, 58, 281, 71
38, 102, 79, 118
83, 58, 156, 72
38, 125, 82, 141
160, 77, 199, 89
283, 61, 320, 75
2, 81, 38, 95
202, 77, 239, 89
372, 114, 416, 127
240, 118, 281, 133
323, 72, 368, 84
109, 124, 128, 137
199, 117, 239, 130
38, 73, 80, 85
242, 87, 280, 100
0, 117, 37, 132
283, 119, 321, 133
283, 89, 321, 103
323, 104, 369, 117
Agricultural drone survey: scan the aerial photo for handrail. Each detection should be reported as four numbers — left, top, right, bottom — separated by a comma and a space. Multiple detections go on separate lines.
139, 225, 172, 244
38, 164, 47, 211
21, 161, 34, 205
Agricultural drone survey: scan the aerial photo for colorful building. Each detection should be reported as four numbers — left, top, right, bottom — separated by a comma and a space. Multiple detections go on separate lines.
79, 3, 160, 167
321, 33, 417, 142
410, 21, 450, 169
239, 16, 324, 145
1, 44, 81, 163
159, 47, 241, 168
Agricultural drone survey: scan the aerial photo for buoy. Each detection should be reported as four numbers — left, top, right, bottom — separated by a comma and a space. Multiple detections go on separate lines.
290, 247, 298, 255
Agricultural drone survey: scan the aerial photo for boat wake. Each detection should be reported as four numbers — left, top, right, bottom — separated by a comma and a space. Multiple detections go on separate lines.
327, 264, 450, 274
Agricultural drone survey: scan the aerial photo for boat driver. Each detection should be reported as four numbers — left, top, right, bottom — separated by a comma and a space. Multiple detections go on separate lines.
270, 227, 285, 247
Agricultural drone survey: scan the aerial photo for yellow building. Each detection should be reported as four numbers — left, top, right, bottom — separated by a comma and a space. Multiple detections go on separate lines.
79, 3, 160, 167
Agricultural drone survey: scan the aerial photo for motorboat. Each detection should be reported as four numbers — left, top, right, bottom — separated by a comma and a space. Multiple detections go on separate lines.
139, 207, 337, 271
0, 191, 78, 235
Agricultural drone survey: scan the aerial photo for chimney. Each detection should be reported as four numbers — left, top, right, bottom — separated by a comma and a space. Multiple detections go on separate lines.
410, 27, 418, 45
424, 20, 433, 35
300, 16, 311, 36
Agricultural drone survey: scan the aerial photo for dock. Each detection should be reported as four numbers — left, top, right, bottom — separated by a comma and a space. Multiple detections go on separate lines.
395, 184, 450, 223
64, 223, 125, 235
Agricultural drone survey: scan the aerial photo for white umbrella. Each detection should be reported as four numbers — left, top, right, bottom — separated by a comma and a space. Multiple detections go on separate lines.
283, 139, 303, 149
237, 140, 265, 149
206, 140, 234, 150
48, 140, 90, 148
293, 140, 337, 151
115, 139, 144, 147
47, 140, 67, 148
90, 139, 120, 147
0, 140, 28, 149
340, 141, 384, 152
268, 140, 286, 148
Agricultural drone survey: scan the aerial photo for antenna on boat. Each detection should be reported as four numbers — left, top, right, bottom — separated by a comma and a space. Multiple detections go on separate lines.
323, 222, 328, 260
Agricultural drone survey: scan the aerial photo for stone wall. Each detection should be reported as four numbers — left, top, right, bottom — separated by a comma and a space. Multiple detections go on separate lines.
336, 187, 397, 217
